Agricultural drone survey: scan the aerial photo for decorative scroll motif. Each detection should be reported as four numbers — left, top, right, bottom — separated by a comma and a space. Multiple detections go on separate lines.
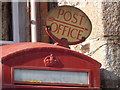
44, 54, 59, 67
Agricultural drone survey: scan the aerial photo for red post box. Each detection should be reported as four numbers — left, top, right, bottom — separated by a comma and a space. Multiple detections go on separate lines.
0, 42, 101, 90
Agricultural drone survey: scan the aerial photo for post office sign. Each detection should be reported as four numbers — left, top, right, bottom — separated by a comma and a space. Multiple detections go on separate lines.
46, 6, 92, 45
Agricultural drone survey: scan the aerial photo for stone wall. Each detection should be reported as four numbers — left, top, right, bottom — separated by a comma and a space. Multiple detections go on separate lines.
101, 2, 120, 88
58, 0, 120, 89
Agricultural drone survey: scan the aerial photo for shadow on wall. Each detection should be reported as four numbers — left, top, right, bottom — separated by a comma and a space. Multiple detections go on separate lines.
100, 69, 120, 90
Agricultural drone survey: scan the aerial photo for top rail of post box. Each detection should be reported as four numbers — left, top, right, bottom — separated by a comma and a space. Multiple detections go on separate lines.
0, 42, 101, 68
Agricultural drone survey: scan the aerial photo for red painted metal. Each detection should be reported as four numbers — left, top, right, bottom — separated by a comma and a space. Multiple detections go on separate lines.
0, 42, 101, 90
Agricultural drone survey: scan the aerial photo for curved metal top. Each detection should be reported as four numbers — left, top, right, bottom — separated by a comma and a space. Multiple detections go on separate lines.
0, 42, 101, 68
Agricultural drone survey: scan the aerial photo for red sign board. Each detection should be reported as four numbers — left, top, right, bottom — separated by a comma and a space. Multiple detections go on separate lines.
46, 6, 92, 45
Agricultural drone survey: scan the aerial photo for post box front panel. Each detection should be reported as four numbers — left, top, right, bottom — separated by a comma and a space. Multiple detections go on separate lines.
3, 51, 98, 87
2, 43, 101, 88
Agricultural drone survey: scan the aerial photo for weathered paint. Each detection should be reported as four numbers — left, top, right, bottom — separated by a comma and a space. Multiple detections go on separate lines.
46, 6, 92, 45
0, 42, 101, 90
